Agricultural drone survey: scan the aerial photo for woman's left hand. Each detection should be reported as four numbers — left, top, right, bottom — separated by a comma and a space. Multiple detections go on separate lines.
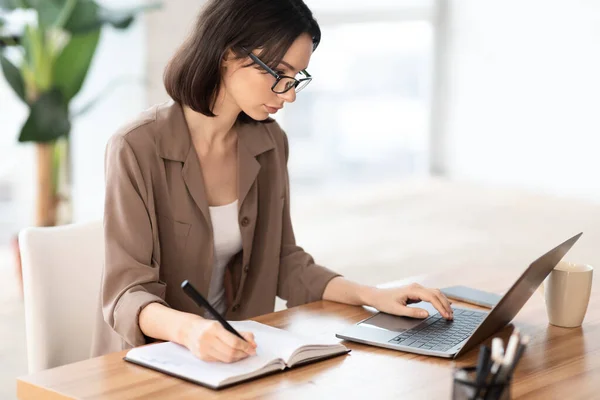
366, 283, 454, 320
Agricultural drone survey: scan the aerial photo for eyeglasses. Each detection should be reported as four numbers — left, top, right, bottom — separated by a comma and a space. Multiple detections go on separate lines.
247, 52, 312, 94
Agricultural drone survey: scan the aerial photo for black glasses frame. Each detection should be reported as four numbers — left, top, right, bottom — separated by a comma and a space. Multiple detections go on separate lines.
246, 51, 312, 94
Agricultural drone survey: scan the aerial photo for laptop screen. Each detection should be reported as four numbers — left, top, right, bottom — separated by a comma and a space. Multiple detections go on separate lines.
455, 232, 582, 357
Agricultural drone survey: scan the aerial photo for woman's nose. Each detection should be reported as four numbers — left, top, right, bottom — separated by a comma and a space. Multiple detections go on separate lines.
278, 88, 296, 104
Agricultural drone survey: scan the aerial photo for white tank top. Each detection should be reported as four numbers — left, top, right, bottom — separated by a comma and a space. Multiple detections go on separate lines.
204, 199, 243, 318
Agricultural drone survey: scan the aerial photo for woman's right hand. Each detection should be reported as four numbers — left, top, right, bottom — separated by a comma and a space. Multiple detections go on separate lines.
182, 317, 257, 363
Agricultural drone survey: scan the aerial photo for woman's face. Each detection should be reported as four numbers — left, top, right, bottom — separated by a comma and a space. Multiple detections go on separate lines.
222, 33, 314, 120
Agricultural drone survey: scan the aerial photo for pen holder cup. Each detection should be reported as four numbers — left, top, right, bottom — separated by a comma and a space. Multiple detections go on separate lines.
452, 366, 511, 400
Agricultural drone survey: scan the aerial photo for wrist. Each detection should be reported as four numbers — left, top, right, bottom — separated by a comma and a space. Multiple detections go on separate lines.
358, 285, 379, 307
175, 313, 204, 345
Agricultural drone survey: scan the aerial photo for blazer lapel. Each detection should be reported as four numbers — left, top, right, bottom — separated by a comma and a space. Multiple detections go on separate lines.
182, 148, 212, 232
237, 121, 276, 209
156, 101, 214, 293
237, 135, 260, 289
156, 101, 212, 231
230, 122, 275, 305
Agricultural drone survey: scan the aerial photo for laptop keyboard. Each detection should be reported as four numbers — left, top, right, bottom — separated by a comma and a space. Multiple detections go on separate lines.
388, 308, 487, 352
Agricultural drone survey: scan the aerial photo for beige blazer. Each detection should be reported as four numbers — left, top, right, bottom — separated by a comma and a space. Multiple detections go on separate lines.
91, 101, 340, 356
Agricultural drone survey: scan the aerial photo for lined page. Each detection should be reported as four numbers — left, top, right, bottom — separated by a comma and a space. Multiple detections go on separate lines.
126, 342, 279, 388
230, 320, 345, 365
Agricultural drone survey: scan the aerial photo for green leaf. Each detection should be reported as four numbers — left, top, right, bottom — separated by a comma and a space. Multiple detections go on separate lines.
51, 0, 77, 30
0, 0, 20, 10
0, 34, 20, 46
97, 7, 134, 30
52, 28, 99, 102
31, 0, 63, 29
20, 24, 53, 92
0, 52, 25, 101
16, 0, 74, 29
63, 0, 100, 34
98, 3, 161, 30
0, 0, 33, 10
62, 1, 161, 34
19, 88, 71, 142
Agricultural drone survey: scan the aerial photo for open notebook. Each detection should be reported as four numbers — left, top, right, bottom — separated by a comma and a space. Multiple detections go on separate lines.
124, 320, 350, 389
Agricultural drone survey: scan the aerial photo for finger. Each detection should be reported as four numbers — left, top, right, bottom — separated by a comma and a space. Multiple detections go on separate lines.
399, 306, 430, 319
210, 347, 248, 363
434, 290, 454, 317
419, 289, 451, 319
217, 328, 256, 354
210, 339, 251, 363
197, 352, 218, 362
217, 331, 256, 355
241, 332, 257, 349
192, 352, 212, 362
428, 289, 452, 317
386, 300, 425, 319
190, 345, 218, 362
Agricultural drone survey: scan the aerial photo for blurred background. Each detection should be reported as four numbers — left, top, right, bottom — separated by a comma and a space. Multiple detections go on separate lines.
2, 0, 600, 398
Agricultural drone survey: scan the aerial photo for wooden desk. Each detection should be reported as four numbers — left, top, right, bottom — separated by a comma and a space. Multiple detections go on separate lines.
17, 267, 599, 399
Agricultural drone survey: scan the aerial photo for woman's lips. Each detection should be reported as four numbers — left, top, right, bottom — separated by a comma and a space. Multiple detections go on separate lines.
264, 105, 281, 114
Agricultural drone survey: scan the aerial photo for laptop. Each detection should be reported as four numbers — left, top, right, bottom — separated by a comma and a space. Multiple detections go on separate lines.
336, 233, 582, 359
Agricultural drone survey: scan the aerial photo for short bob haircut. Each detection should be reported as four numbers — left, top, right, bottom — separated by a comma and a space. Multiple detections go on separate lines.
164, 0, 321, 124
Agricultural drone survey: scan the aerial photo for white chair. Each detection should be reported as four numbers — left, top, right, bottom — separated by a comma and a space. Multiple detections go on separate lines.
19, 220, 104, 373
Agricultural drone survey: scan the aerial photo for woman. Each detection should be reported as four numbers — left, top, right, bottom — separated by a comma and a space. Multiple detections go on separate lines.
91, 0, 454, 362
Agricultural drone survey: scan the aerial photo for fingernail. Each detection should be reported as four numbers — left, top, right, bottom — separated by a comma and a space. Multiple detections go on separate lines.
421, 311, 428, 317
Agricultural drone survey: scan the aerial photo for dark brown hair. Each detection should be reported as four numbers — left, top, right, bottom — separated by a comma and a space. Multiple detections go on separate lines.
164, 0, 321, 124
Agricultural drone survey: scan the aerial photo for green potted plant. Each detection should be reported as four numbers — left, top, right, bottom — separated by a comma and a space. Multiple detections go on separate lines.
1, 0, 159, 226
0, 0, 159, 294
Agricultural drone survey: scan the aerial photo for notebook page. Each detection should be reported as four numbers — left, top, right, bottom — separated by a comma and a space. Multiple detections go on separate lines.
230, 320, 344, 365
126, 341, 280, 388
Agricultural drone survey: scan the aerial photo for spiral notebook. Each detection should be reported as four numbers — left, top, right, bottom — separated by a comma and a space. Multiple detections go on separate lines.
124, 320, 350, 390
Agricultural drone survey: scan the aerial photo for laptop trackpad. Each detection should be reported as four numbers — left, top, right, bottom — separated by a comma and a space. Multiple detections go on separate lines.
358, 302, 438, 332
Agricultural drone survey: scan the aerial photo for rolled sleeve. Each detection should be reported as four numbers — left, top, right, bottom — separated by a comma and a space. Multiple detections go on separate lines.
112, 285, 168, 346
102, 134, 169, 347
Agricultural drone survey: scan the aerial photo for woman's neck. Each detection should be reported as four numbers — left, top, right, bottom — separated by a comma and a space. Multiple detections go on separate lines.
182, 89, 240, 150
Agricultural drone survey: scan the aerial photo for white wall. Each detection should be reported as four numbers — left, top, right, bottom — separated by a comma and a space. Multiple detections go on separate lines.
0, 76, 35, 239
144, 0, 204, 106
441, 0, 600, 201
70, 4, 146, 223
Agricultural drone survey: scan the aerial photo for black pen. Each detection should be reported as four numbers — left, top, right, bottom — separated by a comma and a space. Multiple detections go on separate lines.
472, 345, 492, 400
181, 280, 248, 342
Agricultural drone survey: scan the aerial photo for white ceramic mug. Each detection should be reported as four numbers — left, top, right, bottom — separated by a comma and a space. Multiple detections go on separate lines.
539, 262, 594, 328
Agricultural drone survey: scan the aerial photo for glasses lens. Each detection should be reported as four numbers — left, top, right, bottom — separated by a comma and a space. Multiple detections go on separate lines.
295, 78, 311, 93
273, 77, 297, 94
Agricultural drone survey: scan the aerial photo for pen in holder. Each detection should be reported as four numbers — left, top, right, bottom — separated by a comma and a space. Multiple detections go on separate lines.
452, 366, 511, 400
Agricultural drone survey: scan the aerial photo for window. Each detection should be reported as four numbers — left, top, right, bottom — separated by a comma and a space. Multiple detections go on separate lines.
275, 1, 435, 193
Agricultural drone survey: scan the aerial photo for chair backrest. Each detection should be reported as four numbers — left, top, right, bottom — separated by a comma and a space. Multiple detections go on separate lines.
19, 220, 104, 373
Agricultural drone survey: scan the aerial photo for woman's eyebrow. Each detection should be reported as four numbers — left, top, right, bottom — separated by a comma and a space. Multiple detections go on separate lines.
278, 60, 298, 72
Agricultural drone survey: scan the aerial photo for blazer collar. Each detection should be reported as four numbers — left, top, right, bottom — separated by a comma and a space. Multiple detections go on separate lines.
156, 101, 275, 161
155, 100, 275, 227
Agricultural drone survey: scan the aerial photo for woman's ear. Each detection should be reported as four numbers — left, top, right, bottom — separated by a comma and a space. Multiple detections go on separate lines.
221, 49, 240, 71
